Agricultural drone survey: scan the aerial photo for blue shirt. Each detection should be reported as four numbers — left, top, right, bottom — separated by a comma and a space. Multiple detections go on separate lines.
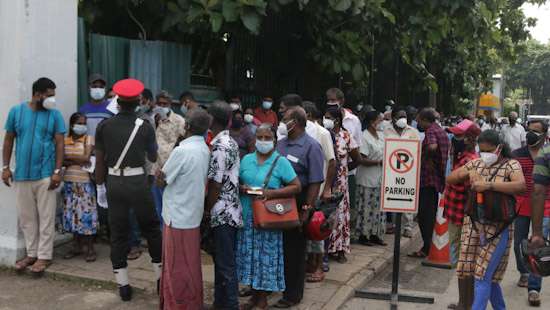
162, 135, 210, 229
276, 132, 325, 188
79, 100, 115, 136
4, 103, 66, 181
239, 151, 297, 219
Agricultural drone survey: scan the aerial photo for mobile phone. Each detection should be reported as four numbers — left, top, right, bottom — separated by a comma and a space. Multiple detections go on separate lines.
247, 187, 263, 196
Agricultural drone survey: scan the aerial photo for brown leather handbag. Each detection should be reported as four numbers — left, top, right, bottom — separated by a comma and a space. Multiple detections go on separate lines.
252, 156, 300, 230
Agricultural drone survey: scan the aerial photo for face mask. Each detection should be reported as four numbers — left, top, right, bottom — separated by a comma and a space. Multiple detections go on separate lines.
180, 105, 188, 115
90, 87, 106, 100
527, 130, 544, 147
230, 103, 241, 111
327, 101, 340, 107
323, 117, 335, 130
256, 140, 274, 154
42, 96, 56, 109
262, 101, 273, 110
153, 106, 169, 120
478, 119, 485, 126
160, 107, 171, 117
244, 114, 254, 123
376, 122, 384, 131
480, 151, 499, 166
452, 137, 466, 154
231, 118, 243, 129
395, 117, 407, 129
72, 124, 88, 136
356, 104, 363, 112
277, 120, 294, 138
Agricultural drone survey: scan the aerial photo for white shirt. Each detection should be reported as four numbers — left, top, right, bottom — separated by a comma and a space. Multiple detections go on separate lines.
383, 125, 420, 140
162, 135, 210, 229
306, 120, 336, 193
357, 129, 384, 188
501, 123, 526, 151
342, 109, 362, 175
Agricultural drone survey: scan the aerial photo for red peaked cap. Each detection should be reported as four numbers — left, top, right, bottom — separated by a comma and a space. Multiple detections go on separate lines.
113, 78, 144, 101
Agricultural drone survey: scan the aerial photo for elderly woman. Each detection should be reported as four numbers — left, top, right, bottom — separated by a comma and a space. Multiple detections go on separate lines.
323, 106, 361, 263
447, 129, 526, 309
236, 123, 301, 310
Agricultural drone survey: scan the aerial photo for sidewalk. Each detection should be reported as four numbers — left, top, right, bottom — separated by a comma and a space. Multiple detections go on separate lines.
46, 228, 419, 309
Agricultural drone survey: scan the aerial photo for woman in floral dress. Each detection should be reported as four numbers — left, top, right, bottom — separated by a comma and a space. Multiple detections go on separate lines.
323, 106, 361, 263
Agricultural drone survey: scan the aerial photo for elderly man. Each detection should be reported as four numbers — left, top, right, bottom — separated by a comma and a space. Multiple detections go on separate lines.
274, 106, 324, 308
158, 109, 211, 310
151, 90, 186, 228
502, 111, 526, 151
206, 100, 242, 310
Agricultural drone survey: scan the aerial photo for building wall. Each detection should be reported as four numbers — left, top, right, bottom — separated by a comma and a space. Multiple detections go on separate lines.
0, 0, 77, 265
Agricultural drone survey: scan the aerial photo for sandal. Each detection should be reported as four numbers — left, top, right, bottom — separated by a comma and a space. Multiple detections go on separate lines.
14, 256, 37, 272
30, 259, 51, 276
273, 299, 297, 309
306, 270, 325, 283
63, 250, 82, 260
239, 287, 253, 297
370, 236, 387, 246
85, 251, 97, 263
407, 250, 427, 258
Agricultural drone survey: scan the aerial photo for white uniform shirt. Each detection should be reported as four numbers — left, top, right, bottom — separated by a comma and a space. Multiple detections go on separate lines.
306, 120, 336, 193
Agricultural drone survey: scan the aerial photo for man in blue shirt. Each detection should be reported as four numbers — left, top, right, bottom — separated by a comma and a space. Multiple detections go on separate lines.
275, 104, 324, 308
2, 77, 66, 275
79, 73, 114, 137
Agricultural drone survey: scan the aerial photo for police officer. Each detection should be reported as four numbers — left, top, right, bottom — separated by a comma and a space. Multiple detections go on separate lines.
94, 78, 162, 301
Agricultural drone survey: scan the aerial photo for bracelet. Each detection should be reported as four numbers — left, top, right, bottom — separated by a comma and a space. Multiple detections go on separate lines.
2, 165, 9, 171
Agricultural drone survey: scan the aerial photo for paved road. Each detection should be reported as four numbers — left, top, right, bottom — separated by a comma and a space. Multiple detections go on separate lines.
342, 238, 547, 310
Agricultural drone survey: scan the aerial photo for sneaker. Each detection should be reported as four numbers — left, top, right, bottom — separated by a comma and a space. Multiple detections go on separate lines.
528, 291, 541, 307
518, 274, 529, 288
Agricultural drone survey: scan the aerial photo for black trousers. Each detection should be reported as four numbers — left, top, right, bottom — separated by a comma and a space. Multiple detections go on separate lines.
106, 174, 162, 269
282, 192, 307, 303
418, 186, 438, 254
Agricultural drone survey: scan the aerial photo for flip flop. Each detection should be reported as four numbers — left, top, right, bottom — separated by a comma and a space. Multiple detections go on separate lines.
63, 250, 82, 260
306, 270, 325, 283
14, 256, 37, 272
407, 250, 427, 258
239, 287, 253, 297
85, 251, 97, 263
273, 299, 297, 309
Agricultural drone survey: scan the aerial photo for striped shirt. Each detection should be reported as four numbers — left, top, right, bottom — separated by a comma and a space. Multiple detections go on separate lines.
513, 146, 550, 217
63, 135, 92, 183
79, 100, 115, 137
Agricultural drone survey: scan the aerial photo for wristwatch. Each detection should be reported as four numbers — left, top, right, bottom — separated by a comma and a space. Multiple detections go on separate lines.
53, 169, 61, 175
2, 165, 9, 171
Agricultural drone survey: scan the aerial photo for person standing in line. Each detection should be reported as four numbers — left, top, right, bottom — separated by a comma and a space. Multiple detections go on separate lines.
501, 111, 526, 152
79, 73, 114, 137
303, 101, 336, 281
237, 124, 301, 310
243, 107, 259, 135
442, 120, 480, 310
206, 101, 242, 310
326, 88, 362, 244
254, 96, 278, 127
61, 112, 98, 262
323, 106, 361, 263
273, 106, 324, 308
2, 77, 65, 275
151, 90, 186, 229
382, 106, 420, 237
157, 109, 211, 310
448, 130, 525, 309
409, 108, 449, 258
229, 110, 255, 159
356, 111, 387, 246
94, 78, 162, 301
511, 120, 550, 306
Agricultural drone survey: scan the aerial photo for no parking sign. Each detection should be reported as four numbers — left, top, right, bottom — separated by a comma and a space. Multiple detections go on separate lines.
381, 138, 421, 213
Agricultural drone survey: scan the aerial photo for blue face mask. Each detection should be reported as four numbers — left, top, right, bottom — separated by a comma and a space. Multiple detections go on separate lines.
256, 140, 274, 154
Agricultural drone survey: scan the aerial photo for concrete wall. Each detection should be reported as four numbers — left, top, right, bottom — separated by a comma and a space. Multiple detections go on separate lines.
0, 0, 77, 265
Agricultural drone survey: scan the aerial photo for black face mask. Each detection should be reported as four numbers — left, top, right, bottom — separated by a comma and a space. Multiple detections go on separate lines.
452, 137, 466, 154
527, 130, 544, 147
231, 118, 243, 129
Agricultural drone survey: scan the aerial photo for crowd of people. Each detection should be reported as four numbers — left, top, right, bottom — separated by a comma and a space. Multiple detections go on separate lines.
2, 74, 550, 309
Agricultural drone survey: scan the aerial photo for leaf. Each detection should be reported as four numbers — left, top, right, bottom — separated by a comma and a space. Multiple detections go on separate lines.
222, 0, 239, 22
186, 4, 205, 23
381, 8, 395, 24
278, 0, 294, 5
352, 64, 364, 80
241, 8, 261, 34
210, 12, 223, 32
207, 0, 220, 8
167, 2, 181, 13
329, 0, 352, 12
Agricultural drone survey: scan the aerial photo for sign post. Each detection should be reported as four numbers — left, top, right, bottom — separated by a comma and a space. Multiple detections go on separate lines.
355, 138, 434, 308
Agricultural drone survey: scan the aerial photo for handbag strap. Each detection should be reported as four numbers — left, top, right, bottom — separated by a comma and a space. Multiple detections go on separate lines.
113, 118, 144, 171
262, 155, 281, 189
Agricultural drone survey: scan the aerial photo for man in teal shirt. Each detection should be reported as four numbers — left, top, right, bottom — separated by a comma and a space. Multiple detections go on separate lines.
2, 77, 66, 275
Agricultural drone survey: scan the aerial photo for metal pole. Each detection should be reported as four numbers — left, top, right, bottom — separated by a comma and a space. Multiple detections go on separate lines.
391, 213, 402, 308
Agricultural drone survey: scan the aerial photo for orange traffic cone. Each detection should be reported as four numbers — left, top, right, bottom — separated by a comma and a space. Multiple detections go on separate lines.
421, 194, 452, 269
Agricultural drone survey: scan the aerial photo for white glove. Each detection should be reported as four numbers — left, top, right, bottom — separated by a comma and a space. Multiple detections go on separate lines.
96, 184, 108, 209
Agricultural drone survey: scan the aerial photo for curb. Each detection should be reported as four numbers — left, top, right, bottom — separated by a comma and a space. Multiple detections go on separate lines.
321, 230, 420, 310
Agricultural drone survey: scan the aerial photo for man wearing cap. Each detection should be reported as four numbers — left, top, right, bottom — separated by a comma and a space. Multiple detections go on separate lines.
79, 73, 115, 138
254, 96, 278, 127
94, 78, 162, 301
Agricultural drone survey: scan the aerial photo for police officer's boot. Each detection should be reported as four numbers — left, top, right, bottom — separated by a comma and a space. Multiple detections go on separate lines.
152, 262, 162, 295
114, 268, 132, 301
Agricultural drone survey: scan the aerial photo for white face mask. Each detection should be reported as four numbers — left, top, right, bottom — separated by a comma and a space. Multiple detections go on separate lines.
356, 104, 363, 112
42, 96, 56, 109
376, 122, 384, 131
244, 114, 254, 123
323, 117, 335, 130
480, 151, 499, 166
277, 122, 288, 138
327, 101, 340, 107
262, 101, 273, 110
90, 87, 106, 100
395, 117, 407, 129
230, 103, 241, 111
72, 124, 88, 136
